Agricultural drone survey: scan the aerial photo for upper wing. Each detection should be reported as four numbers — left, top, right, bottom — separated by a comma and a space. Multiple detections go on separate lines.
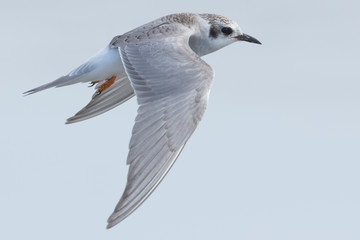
107, 21, 214, 228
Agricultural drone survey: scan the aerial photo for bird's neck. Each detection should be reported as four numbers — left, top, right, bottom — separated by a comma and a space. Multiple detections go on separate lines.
188, 17, 218, 57
188, 35, 216, 57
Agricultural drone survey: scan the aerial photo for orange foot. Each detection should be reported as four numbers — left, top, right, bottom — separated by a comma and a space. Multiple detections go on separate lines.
91, 76, 116, 96
98, 76, 116, 93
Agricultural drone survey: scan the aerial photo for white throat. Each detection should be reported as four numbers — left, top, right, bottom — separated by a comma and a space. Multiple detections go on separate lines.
188, 17, 219, 56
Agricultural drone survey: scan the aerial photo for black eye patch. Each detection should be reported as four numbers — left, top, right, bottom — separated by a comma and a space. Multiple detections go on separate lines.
209, 26, 220, 38
221, 27, 233, 35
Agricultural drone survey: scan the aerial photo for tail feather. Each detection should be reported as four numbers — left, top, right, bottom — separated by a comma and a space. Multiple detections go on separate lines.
23, 74, 89, 95
24, 44, 131, 122
23, 45, 122, 95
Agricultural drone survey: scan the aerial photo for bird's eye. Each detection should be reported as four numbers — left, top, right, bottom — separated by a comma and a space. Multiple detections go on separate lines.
221, 27, 233, 35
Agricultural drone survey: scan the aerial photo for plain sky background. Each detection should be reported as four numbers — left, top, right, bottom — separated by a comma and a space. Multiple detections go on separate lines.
1, 0, 359, 239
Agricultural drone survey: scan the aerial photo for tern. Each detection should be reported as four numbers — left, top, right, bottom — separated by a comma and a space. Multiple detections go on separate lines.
24, 13, 261, 229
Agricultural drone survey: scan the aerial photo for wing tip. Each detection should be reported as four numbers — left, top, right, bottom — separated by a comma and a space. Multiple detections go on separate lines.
106, 213, 123, 229
65, 117, 76, 124
106, 221, 116, 229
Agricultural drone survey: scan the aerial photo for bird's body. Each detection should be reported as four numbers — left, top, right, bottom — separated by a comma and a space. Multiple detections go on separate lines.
24, 13, 261, 228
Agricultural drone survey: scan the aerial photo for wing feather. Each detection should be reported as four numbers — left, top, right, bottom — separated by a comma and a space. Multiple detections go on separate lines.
66, 75, 134, 124
107, 19, 214, 228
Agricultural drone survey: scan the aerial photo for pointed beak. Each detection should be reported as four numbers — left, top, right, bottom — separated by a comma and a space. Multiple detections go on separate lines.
233, 33, 261, 45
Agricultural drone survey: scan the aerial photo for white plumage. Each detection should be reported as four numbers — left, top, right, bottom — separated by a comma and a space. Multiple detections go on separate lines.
24, 13, 261, 229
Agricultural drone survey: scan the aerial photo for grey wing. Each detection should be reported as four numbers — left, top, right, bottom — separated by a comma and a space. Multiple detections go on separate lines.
107, 27, 214, 228
66, 75, 134, 124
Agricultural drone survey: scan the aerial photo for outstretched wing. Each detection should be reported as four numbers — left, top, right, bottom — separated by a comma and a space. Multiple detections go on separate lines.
107, 21, 214, 228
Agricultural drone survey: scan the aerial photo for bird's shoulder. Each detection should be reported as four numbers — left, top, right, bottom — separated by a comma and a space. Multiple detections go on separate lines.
110, 13, 199, 47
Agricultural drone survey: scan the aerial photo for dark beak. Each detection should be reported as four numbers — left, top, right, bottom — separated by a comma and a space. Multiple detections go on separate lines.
234, 33, 261, 45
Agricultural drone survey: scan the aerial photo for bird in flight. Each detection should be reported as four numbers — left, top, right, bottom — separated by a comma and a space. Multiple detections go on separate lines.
24, 13, 261, 229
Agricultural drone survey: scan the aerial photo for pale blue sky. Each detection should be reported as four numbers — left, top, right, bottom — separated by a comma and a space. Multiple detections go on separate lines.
1, 0, 359, 239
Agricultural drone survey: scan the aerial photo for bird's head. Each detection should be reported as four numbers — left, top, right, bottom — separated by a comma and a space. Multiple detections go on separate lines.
190, 14, 261, 56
